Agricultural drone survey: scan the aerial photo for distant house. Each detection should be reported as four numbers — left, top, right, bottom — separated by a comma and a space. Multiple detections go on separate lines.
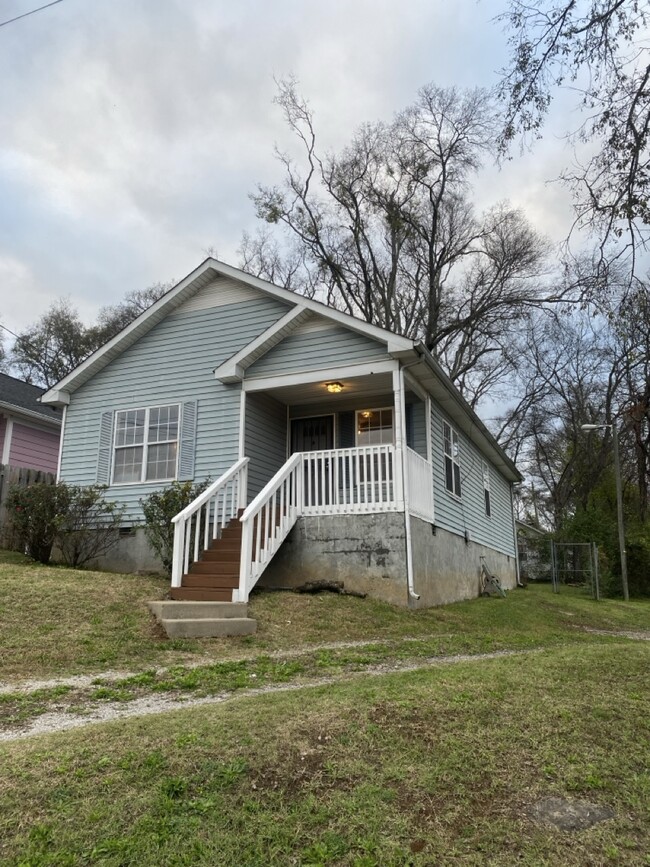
0, 373, 62, 474
42, 258, 522, 609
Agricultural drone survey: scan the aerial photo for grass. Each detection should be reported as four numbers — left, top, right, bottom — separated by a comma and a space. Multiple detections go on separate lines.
0, 643, 648, 865
1, 548, 648, 684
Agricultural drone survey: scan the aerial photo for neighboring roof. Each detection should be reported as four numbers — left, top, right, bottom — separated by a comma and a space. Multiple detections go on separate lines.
40, 257, 520, 481
0, 372, 61, 426
516, 520, 547, 536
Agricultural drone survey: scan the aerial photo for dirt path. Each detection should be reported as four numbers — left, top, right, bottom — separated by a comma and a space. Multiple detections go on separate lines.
2, 627, 647, 744
0, 636, 455, 695
0, 649, 531, 743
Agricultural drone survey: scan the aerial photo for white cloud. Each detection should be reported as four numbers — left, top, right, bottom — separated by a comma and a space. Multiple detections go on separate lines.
0, 0, 587, 332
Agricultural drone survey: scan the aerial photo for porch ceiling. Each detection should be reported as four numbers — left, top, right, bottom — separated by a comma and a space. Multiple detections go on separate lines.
263, 371, 394, 406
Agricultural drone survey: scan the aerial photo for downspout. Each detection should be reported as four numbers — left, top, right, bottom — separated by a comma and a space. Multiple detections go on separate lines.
56, 405, 67, 481
395, 363, 420, 602
510, 482, 523, 588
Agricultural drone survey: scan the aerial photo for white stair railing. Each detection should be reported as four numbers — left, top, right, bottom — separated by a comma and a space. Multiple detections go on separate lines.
237, 453, 302, 602
405, 447, 434, 522
170, 457, 249, 588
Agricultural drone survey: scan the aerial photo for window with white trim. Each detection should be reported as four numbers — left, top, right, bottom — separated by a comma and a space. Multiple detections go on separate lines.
443, 421, 461, 496
482, 461, 491, 517
356, 407, 394, 446
112, 404, 179, 484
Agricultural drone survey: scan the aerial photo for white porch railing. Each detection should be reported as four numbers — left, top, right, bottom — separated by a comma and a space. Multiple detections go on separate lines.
236, 445, 398, 601
237, 453, 302, 602
406, 446, 434, 522
170, 457, 249, 588
171, 445, 427, 602
302, 445, 397, 515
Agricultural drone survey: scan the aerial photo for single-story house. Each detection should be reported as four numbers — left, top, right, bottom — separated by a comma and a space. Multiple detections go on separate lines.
42, 258, 522, 613
0, 373, 62, 474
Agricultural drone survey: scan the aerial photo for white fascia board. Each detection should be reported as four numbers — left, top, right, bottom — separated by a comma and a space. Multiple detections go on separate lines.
40, 259, 219, 401
38, 390, 70, 407
242, 359, 398, 392
214, 304, 310, 383
205, 260, 414, 353
40, 256, 413, 402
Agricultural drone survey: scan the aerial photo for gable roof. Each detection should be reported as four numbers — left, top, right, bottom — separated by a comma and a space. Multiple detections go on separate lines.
39, 257, 520, 481
0, 372, 62, 426
40, 258, 412, 404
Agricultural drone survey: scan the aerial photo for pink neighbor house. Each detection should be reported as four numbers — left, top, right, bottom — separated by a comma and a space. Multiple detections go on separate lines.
0, 373, 62, 473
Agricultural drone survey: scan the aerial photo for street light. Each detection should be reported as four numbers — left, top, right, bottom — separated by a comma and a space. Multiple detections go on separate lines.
581, 422, 629, 601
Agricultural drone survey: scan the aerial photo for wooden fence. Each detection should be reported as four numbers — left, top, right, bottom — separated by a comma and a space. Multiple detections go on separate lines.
0, 463, 56, 545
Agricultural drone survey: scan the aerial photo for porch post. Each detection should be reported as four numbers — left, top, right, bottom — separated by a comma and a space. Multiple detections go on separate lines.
392, 368, 405, 511
394, 366, 419, 601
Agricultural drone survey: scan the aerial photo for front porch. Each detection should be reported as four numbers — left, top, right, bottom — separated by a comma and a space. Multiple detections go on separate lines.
170, 365, 435, 606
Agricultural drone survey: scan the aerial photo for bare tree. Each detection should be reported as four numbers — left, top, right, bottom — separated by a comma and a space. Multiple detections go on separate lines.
248, 79, 558, 406
10, 300, 97, 388
10, 283, 172, 388
496, 0, 650, 273
95, 282, 171, 341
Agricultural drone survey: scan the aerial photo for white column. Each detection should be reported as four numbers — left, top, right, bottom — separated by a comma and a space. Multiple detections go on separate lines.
392, 369, 405, 511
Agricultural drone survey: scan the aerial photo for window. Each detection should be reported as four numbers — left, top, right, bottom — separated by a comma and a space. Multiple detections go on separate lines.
356, 407, 394, 446
482, 461, 491, 517
443, 421, 461, 496
112, 404, 179, 484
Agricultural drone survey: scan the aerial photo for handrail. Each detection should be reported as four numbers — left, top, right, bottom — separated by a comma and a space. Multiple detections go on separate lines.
237, 453, 303, 602
172, 458, 249, 523
170, 457, 249, 588
240, 453, 302, 521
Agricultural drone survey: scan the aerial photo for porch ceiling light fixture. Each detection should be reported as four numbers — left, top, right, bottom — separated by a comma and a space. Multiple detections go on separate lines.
326, 381, 344, 393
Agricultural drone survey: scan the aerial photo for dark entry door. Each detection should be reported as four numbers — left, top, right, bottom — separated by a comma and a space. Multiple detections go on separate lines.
290, 416, 334, 453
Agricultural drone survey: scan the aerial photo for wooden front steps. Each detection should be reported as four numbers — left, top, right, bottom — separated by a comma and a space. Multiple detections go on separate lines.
170, 514, 243, 602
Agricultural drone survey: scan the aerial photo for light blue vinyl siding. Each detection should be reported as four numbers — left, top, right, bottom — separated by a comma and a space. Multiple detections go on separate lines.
60, 296, 290, 523
430, 401, 515, 557
245, 392, 287, 498
246, 327, 388, 379
408, 399, 427, 457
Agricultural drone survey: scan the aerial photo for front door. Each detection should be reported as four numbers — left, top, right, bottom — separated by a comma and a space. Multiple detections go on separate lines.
290, 415, 334, 453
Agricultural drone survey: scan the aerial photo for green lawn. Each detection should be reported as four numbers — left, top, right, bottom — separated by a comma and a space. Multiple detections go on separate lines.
0, 550, 649, 864
0, 643, 648, 865
1, 549, 648, 683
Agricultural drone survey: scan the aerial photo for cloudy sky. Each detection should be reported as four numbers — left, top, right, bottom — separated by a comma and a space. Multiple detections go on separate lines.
0, 0, 577, 339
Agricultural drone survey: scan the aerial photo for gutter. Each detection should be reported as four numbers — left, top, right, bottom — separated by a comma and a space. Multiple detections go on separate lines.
0, 400, 62, 428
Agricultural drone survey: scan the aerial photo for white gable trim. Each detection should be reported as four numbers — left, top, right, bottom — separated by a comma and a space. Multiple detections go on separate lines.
207, 260, 413, 352
215, 305, 311, 383
41, 258, 413, 404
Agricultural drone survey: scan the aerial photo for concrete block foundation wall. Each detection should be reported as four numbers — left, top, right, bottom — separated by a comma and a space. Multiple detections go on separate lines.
88, 515, 517, 604
260, 513, 517, 608
260, 513, 410, 606
85, 528, 165, 575
409, 517, 517, 608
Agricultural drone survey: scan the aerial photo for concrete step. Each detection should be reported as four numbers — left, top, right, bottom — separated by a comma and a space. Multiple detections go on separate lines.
160, 616, 257, 639
148, 600, 247, 620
